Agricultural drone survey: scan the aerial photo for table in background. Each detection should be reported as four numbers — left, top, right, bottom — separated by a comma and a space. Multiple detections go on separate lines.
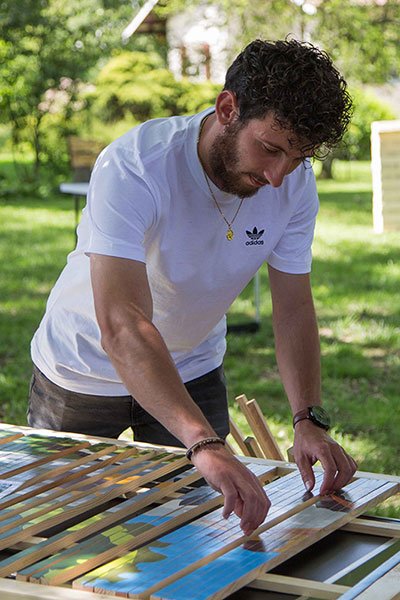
59, 181, 89, 243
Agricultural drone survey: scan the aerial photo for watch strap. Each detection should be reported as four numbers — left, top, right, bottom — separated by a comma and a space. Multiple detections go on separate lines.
293, 406, 330, 430
293, 408, 311, 428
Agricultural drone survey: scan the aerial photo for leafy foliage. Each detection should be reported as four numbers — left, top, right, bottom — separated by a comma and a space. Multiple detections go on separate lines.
339, 89, 395, 161
0, 0, 136, 172
88, 51, 220, 126
314, 0, 400, 84
1, 0, 398, 182
159, 0, 400, 84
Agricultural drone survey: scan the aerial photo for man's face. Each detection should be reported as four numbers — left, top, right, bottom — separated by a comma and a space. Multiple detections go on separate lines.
209, 112, 313, 198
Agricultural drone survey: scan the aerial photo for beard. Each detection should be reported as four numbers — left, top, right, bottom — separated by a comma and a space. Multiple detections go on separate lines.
208, 121, 266, 199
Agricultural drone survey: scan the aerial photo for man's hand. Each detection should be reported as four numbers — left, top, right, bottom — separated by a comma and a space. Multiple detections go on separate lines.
191, 445, 270, 536
293, 420, 357, 495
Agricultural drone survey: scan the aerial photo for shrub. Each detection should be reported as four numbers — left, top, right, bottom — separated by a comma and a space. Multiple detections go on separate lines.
88, 51, 220, 127
339, 88, 395, 161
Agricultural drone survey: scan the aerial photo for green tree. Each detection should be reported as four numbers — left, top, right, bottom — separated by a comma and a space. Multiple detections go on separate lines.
88, 51, 220, 129
159, 0, 400, 84
314, 0, 400, 84
318, 88, 395, 179
0, 0, 134, 175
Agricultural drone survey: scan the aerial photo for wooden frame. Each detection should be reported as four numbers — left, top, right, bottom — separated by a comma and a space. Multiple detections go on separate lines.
0, 423, 398, 600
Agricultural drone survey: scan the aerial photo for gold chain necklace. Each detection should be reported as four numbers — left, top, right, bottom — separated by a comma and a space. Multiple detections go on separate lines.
198, 116, 244, 241
202, 171, 244, 240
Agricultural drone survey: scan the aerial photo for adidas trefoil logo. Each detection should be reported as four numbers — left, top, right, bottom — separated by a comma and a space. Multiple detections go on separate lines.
245, 227, 265, 246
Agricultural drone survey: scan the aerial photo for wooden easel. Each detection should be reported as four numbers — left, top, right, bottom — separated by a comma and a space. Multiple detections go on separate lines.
229, 393, 287, 461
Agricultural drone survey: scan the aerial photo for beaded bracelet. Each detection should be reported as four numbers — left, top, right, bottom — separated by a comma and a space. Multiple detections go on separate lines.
185, 437, 225, 461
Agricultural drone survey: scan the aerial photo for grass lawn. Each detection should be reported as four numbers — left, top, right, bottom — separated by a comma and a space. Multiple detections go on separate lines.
0, 158, 399, 517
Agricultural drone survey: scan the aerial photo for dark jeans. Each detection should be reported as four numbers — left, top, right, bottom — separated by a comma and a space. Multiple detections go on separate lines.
27, 364, 229, 447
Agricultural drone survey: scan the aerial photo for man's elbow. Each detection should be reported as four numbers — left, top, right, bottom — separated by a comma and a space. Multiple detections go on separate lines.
98, 312, 155, 360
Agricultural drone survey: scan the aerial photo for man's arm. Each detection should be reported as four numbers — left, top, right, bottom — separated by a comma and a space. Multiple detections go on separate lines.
268, 264, 357, 495
90, 254, 270, 535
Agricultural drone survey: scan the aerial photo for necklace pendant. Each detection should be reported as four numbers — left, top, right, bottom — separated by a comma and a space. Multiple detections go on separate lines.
226, 227, 234, 241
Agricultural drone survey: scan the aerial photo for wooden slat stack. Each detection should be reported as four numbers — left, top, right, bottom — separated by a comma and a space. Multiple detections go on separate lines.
0, 423, 397, 600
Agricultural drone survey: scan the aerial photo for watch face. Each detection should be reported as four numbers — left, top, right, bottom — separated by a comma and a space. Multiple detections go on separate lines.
310, 406, 331, 429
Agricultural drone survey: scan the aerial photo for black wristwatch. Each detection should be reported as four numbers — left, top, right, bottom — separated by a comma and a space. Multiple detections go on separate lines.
293, 406, 331, 431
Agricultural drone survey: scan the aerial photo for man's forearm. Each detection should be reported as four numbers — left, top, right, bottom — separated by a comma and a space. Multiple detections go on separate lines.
273, 299, 321, 415
101, 315, 216, 448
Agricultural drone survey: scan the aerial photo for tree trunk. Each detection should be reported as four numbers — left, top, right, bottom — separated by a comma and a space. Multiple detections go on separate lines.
32, 115, 42, 176
319, 153, 335, 179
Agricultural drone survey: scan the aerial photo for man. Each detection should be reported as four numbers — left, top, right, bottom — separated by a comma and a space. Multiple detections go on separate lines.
29, 39, 357, 536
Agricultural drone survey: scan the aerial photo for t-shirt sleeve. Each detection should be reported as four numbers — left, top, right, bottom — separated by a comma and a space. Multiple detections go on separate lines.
267, 170, 319, 274
84, 145, 158, 263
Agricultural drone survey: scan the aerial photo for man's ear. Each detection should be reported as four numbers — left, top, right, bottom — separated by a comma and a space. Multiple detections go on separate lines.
215, 90, 239, 126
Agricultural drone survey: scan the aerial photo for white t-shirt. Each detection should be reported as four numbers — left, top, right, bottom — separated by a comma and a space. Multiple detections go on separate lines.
31, 108, 319, 395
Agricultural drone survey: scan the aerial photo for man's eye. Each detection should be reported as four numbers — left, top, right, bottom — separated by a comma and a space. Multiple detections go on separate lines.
263, 145, 278, 154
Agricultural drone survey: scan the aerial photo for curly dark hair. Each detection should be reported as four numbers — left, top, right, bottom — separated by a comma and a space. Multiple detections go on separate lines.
224, 39, 353, 155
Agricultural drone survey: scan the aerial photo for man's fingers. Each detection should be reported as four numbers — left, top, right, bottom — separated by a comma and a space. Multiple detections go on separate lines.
221, 481, 269, 536
319, 447, 358, 495
193, 449, 270, 535
236, 476, 271, 535
234, 496, 244, 519
318, 452, 338, 495
294, 426, 358, 498
331, 450, 358, 491
221, 482, 239, 520
296, 456, 316, 492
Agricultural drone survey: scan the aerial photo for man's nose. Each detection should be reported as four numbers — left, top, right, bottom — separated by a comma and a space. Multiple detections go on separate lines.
263, 158, 289, 188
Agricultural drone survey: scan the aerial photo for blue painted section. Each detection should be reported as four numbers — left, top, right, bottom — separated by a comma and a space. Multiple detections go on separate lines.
78, 477, 312, 593
153, 546, 279, 599
78, 520, 235, 593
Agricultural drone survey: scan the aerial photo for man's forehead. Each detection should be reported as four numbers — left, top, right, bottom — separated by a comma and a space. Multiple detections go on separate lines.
252, 113, 315, 157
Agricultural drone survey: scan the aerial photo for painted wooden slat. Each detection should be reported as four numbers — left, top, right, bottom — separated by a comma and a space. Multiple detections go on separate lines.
14, 441, 140, 490
0, 446, 151, 513
151, 481, 372, 598
0, 480, 22, 501
79, 468, 308, 591
352, 563, 400, 599
0, 435, 91, 478
0, 430, 24, 444
150, 479, 397, 600
0, 425, 398, 600
0, 444, 131, 519
18, 463, 270, 582
0, 447, 155, 518
10, 467, 202, 581
73, 470, 321, 596
0, 455, 189, 551
34, 487, 222, 585
25, 463, 274, 586
75, 478, 374, 597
